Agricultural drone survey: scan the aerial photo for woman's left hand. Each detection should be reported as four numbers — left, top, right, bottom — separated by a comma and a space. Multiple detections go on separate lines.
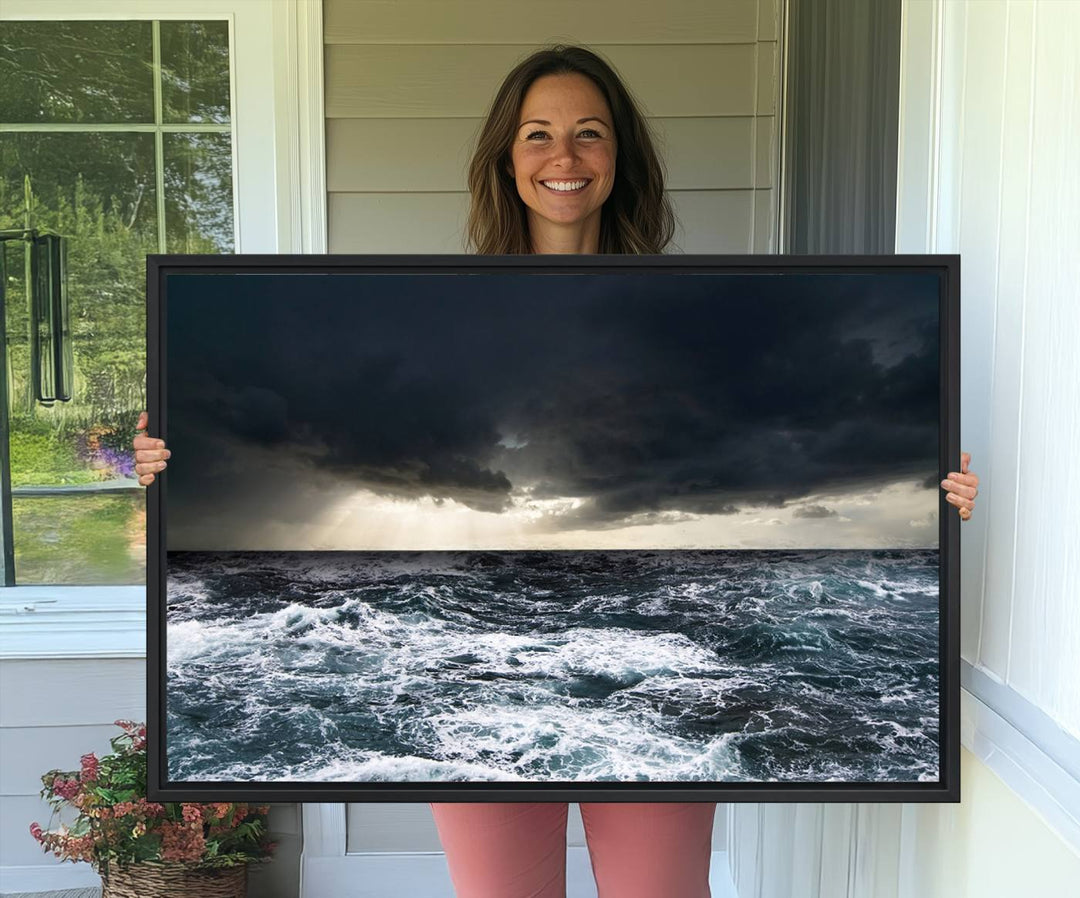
941, 452, 979, 521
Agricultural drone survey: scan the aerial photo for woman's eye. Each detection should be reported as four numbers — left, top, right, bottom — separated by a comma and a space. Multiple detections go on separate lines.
524, 129, 602, 140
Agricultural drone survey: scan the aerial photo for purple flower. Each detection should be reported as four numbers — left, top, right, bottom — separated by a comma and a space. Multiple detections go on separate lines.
81, 445, 136, 479
96, 446, 137, 479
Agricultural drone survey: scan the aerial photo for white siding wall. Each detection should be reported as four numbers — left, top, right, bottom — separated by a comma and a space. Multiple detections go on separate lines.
934, 0, 1080, 738
728, 1, 1080, 895
324, 0, 782, 255
0, 660, 145, 877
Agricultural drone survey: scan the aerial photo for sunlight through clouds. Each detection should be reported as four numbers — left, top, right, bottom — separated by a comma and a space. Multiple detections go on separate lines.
240, 477, 937, 551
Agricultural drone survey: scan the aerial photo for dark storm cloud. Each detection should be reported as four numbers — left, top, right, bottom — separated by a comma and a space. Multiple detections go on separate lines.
164, 269, 940, 542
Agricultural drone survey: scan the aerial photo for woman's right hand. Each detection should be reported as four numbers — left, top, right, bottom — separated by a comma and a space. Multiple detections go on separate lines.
133, 411, 170, 486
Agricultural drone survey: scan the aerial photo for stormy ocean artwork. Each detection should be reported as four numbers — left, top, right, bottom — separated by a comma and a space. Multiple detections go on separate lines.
161, 267, 945, 787
167, 548, 939, 783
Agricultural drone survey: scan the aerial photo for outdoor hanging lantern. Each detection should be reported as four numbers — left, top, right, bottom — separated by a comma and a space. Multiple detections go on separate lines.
30, 232, 73, 405
0, 229, 73, 407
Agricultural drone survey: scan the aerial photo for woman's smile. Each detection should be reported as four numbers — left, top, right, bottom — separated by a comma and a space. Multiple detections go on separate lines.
540, 178, 592, 194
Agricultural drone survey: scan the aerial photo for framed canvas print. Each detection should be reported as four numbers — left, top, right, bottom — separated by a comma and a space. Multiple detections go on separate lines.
147, 254, 960, 803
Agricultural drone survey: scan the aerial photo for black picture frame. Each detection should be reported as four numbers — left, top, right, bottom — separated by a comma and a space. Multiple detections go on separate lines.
147, 253, 960, 803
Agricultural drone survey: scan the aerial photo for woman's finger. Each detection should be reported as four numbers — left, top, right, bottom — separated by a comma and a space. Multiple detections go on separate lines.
945, 471, 979, 488
133, 413, 162, 487
940, 479, 978, 499
945, 492, 975, 511
961, 452, 971, 475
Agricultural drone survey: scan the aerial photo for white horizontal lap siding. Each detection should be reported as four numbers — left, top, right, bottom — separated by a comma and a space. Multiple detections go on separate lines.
323, 0, 764, 45
0, 659, 145, 868
325, 0, 780, 854
325, 0, 780, 256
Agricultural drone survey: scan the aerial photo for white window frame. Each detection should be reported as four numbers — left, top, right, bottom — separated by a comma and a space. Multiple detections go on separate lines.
0, 0, 326, 659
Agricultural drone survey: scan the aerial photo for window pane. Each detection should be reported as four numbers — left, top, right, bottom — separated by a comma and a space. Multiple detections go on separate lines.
164, 132, 235, 253
1, 132, 154, 585
160, 20, 232, 124
1, 131, 157, 476
12, 493, 145, 585
0, 21, 154, 124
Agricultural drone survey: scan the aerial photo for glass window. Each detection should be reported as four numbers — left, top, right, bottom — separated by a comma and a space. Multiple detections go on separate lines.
0, 21, 156, 124
0, 19, 233, 585
160, 21, 232, 125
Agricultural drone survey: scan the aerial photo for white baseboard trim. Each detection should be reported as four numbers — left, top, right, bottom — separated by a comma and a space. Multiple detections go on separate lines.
300, 848, 738, 898
961, 686, 1080, 854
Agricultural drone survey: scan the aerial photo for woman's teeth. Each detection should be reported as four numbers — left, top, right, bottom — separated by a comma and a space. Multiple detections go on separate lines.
542, 180, 589, 192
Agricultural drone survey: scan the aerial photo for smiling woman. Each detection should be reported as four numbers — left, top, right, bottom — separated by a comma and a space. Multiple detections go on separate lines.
507, 73, 618, 253
133, 41, 979, 898
465, 45, 674, 256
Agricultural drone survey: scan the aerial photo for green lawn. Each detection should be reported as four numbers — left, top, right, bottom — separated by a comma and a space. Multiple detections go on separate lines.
13, 492, 146, 584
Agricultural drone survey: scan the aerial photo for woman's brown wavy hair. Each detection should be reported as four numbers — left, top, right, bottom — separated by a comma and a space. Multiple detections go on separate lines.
465, 45, 676, 255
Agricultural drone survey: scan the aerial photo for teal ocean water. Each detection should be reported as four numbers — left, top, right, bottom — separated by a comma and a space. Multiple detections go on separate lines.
166, 549, 940, 784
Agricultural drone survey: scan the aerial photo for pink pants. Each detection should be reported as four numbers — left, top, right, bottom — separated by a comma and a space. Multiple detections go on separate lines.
430, 802, 716, 898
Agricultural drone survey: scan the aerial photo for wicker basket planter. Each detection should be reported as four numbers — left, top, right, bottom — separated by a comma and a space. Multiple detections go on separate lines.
100, 861, 247, 897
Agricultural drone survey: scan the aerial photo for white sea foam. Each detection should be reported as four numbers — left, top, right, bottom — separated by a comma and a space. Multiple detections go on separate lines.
421, 700, 743, 782
166, 549, 940, 784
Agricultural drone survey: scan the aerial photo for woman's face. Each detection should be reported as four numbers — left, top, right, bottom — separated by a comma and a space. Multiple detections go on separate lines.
508, 73, 617, 236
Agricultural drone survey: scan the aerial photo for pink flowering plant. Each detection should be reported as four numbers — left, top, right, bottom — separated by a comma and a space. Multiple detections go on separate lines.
30, 720, 276, 877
